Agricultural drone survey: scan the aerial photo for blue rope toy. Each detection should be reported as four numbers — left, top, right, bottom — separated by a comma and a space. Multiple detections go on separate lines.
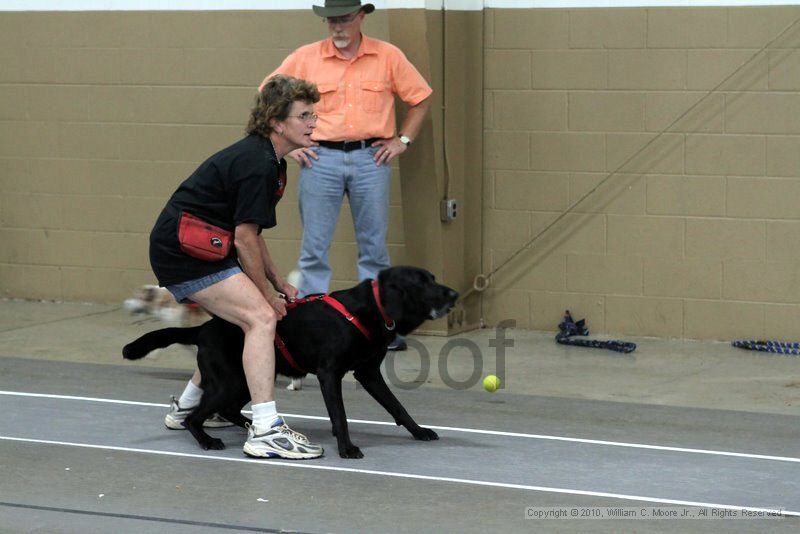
732, 340, 800, 356
556, 310, 636, 354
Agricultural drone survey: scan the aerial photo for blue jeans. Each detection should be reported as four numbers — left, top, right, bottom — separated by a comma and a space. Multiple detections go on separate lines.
297, 145, 392, 297
166, 266, 242, 304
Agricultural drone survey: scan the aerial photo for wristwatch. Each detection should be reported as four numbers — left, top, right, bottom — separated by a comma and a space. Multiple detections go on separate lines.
399, 134, 412, 146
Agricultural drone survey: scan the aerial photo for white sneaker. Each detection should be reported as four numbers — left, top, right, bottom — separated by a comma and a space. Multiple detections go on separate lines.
164, 396, 234, 429
243, 417, 323, 459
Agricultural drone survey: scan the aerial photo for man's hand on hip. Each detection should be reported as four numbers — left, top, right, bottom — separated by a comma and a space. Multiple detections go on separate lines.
287, 147, 319, 168
371, 137, 408, 166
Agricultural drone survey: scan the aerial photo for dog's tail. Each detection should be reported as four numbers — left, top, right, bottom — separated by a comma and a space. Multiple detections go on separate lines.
122, 327, 201, 360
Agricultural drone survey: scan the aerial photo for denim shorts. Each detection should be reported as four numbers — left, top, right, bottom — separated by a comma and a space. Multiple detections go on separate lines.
166, 266, 242, 304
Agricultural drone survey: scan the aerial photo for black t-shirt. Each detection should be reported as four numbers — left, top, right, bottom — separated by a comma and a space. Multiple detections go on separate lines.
149, 134, 287, 287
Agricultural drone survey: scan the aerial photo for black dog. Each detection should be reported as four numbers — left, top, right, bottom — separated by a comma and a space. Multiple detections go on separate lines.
123, 266, 458, 459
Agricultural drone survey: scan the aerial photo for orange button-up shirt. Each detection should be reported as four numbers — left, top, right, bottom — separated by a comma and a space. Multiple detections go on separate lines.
262, 35, 432, 142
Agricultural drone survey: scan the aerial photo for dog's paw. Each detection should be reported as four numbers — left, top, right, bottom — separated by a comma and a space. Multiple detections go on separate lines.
286, 378, 303, 391
339, 445, 363, 459
201, 438, 225, 450
412, 427, 439, 441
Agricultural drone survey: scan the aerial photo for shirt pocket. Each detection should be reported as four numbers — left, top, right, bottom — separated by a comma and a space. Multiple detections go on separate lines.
316, 83, 341, 114
360, 80, 392, 113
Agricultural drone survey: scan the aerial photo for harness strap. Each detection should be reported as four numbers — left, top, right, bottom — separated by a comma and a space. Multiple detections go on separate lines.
371, 279, 396, 331
274, 333, 306, 374
285, 294, 325, 310
273, 291, 379, 374
274, 294, 329, 374
321, 295, 371, 340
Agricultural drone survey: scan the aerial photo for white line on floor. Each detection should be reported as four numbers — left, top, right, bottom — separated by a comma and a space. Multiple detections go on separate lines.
0, 435, 797, 518
2, 389, 799, 465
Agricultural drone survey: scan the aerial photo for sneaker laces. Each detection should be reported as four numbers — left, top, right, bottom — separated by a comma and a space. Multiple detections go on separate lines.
275, 422, 311, 445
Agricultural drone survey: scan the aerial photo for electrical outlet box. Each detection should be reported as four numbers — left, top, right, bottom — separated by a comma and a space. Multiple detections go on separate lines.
440, 198, 457, 222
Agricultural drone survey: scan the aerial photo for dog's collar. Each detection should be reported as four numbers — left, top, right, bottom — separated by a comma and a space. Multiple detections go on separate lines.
371, 279, 396, 331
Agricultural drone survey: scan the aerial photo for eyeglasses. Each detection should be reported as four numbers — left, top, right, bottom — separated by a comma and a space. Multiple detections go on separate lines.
324, 12, 360, 25
289, 112, 319, 123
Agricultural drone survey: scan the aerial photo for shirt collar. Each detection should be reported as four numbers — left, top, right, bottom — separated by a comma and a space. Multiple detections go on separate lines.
258, 134, 284, 167
321, 34, 378, 60
260, 134, 277, 159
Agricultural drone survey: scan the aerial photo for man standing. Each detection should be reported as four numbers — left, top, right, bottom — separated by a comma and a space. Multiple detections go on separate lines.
260, 0, 432, 351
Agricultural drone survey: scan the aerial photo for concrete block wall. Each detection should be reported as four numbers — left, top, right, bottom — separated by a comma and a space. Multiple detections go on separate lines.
0, 10, 404, 302
482, 6, 800, 340
3, 4, 800, 342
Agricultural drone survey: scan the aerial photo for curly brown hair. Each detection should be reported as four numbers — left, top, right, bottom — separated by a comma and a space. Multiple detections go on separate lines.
246, 75, 320, 137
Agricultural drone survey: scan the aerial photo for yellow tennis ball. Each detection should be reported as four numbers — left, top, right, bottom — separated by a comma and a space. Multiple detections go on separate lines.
483, 374, 501, 393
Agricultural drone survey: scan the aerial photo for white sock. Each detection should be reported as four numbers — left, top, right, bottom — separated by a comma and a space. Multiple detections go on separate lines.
251, 401, 279, 432
177, 381, 203, 408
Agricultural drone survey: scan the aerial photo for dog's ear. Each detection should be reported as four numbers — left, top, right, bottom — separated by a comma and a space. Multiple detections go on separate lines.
378, 268, 408, 321
142, 286, 157, 302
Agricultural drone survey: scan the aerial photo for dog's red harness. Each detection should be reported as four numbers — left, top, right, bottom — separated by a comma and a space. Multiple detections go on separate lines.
274, 280, 395, 374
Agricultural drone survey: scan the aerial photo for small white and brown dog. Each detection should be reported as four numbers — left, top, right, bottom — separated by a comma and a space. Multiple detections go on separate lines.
124, 285, 209, 326
124, 283, 303, 390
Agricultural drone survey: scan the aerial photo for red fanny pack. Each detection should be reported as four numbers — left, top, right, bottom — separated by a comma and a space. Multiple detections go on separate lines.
177, 212, 232, 262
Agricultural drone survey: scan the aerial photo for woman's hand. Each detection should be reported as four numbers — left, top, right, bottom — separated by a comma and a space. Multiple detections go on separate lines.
266, 294, 288, 319
273, 277, 298, 300
287, 147, 319, 168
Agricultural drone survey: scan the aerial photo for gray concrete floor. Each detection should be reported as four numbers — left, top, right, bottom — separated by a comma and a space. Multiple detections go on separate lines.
1, 299, 799, 533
